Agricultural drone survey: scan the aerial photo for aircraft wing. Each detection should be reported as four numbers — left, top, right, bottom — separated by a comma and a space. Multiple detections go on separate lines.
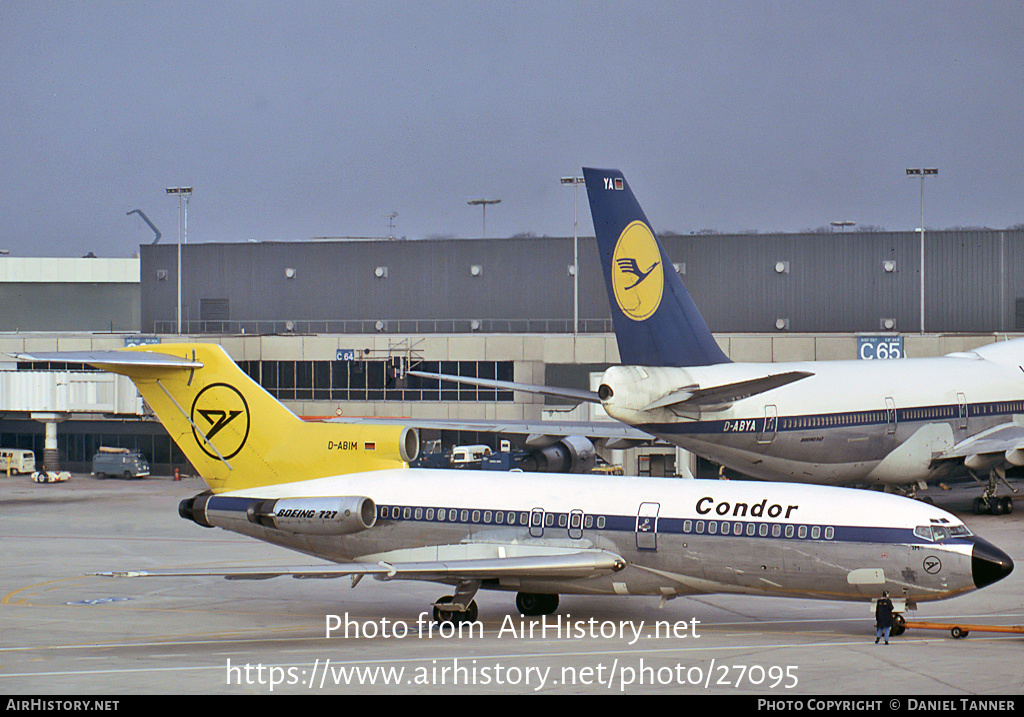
939, 422, 1024, 461
98, 548, 626, 583
330, 415, 653, 446
643, 371, 815, 411
408, 368, 814, 413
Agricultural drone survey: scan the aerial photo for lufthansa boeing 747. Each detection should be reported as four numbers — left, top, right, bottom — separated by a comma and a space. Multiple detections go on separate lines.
418, 168, 1023, 514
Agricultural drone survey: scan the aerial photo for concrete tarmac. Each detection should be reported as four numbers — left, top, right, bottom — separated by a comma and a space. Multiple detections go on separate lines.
1, 473, 1021, 695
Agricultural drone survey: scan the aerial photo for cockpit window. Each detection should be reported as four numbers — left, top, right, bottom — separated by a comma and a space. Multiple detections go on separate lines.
915, 524, 973, 542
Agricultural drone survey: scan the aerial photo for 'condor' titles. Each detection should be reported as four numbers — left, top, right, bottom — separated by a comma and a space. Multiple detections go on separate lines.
696, 496, 799, 520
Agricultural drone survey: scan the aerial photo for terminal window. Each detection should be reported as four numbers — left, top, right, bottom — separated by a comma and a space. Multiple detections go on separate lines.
238, 359, 514, 402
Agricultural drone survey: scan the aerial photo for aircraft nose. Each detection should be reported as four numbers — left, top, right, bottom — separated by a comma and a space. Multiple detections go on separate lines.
972, 538, 1014, 589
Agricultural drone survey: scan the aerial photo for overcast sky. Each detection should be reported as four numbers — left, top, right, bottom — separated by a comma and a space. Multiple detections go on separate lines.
2, 1, 1022, 257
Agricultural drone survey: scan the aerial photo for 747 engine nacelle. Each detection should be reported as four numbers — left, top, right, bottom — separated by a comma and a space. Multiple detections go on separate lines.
246, 496, 377, 535
519, 435, 597, 473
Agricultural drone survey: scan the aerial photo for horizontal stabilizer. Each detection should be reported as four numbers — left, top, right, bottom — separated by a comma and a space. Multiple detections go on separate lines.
643, 370, 814, 411
407, 370, 600, 404
12, 350, 203, 369
97, 548, 626, 583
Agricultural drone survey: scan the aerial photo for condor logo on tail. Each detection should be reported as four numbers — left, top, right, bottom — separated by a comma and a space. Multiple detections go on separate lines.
190, 383, 250, 460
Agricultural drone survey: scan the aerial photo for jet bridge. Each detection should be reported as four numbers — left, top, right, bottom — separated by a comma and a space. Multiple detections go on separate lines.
0, 368, 144, 470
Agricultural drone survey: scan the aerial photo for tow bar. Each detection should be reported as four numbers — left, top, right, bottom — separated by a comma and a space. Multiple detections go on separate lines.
904, 621, 1024, 639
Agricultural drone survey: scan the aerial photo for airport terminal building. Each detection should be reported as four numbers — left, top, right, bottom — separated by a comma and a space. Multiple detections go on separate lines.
1, 226, 1022, 476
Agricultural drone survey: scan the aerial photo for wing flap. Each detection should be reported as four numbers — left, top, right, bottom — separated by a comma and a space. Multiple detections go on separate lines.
97, 549, 626, 583
940, 422, 1024, 459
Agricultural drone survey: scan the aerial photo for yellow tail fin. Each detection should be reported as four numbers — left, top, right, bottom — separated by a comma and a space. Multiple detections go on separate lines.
81, 343, 417, 493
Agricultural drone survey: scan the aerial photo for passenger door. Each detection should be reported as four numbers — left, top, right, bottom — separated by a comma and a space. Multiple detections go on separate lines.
635, 502, 660, 551
885, 397, 897, 435
758, 405, 778, 444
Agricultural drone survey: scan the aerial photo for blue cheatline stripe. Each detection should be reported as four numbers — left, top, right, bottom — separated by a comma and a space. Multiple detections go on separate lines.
639, 399, 1024, 437
203, 496, 973, 547
206, 496, 256, 512
351, 502, 971, 547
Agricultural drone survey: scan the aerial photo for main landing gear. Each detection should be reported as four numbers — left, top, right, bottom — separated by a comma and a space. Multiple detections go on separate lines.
432, 580, 480, 625
430, 586, 560, 624
432, 595, 479, 624
515, 592, 559, 617
971, 468, 1016, 515
974, 495, 1014, 515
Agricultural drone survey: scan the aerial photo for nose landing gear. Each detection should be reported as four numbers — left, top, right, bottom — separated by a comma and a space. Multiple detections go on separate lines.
432, 595, 479, 624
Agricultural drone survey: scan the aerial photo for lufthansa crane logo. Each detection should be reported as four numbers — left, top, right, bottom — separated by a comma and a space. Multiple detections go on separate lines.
612, 221, 664, 321
190, 383, 250, 460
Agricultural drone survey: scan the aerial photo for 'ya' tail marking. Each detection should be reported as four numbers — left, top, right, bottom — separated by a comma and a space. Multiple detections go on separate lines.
583, 167, 730, 368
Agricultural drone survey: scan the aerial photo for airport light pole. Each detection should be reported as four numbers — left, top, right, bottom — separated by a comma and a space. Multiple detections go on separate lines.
166, 187, 192, 334
561, 176, 585, 336
467, 198, 500, 239
906, 168, 937, 334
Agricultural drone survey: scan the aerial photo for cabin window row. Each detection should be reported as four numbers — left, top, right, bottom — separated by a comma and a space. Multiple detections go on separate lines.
782, 413, 886, 430
683, 519, 834, 540
378, 505, 836, 541
972, 401, 1024, 416
780, 402, 1024, 432
379, 505, 606, 530
903, 407, 959, 421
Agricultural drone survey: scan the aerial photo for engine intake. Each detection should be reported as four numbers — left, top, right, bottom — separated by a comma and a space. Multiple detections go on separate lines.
519, 436, 596, 473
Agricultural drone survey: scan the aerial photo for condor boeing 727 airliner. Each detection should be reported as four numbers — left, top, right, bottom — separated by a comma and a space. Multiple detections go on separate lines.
14, 344, 1014, 626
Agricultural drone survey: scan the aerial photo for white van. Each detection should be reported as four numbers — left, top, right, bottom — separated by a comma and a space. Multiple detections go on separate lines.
1, 449, 36, 475
449, 444, 492, 467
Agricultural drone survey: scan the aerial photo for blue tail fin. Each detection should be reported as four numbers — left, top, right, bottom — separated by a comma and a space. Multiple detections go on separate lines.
583, 167, 730, 367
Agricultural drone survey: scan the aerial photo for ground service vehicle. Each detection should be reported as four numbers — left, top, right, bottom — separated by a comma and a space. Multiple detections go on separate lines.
91, 447, 150, 480
1, 448, 35, 475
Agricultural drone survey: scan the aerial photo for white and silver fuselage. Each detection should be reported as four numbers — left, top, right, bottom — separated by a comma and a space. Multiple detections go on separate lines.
190, 469, 1012, 606
600, 340, 1024, 486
